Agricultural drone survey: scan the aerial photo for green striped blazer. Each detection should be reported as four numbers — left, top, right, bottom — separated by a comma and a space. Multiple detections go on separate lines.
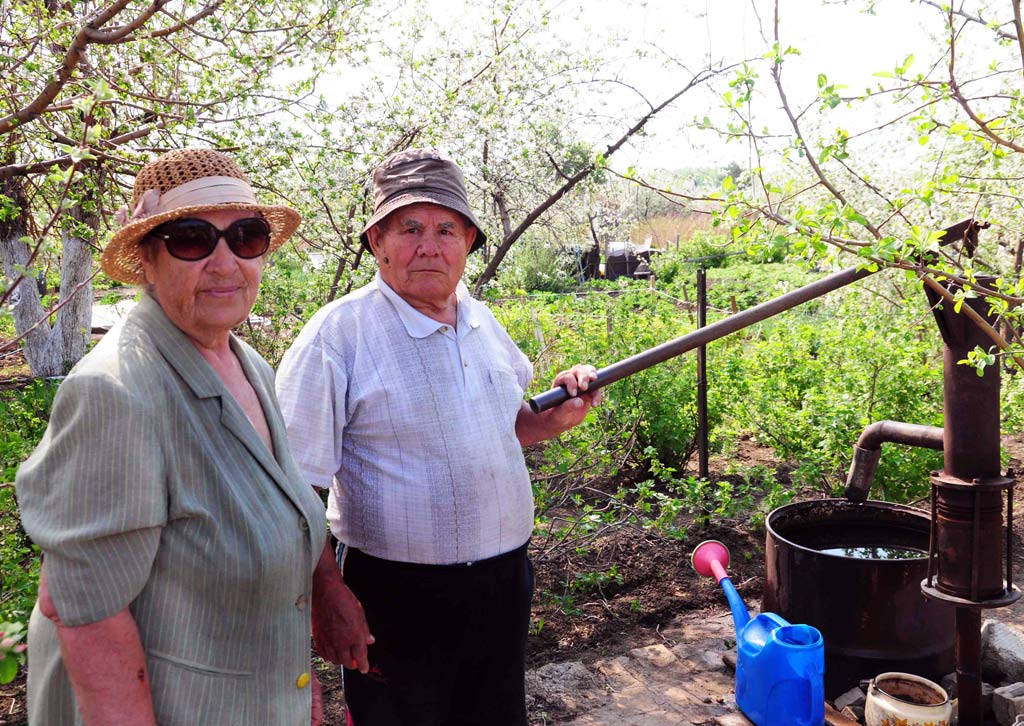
17, 294, 326, 726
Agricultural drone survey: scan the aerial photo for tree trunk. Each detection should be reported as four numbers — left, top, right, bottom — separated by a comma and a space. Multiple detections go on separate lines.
0, 171, 96, 377
54, 225, 94, 367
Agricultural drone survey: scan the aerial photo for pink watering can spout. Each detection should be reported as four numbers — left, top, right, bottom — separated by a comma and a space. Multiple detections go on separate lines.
691, 539, 750, 632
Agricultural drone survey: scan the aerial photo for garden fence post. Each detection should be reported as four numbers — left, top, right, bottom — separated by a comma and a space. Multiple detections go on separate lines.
697, 268, 709, 480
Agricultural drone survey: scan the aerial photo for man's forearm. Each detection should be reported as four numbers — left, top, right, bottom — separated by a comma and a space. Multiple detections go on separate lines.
516, 399, 557, 444
515, 402, 565, 446
56, 607, 157, 726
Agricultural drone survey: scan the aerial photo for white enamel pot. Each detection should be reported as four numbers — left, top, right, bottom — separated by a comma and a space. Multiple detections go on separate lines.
864, 672, 953, 726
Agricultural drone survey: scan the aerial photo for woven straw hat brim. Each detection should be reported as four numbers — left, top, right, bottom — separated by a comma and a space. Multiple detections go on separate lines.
101, 203, 300, 284
358, 190, 486, 253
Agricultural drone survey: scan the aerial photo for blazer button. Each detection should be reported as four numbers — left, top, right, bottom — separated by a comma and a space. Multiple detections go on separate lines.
295, 594, 308, 610
296, 672, 310, 689
299, 517, 309, 532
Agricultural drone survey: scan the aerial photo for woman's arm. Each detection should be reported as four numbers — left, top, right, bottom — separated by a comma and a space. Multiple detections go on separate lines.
39, 566, 157, 726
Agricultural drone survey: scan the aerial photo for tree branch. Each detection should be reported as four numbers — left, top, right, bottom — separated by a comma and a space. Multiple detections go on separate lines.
149, 0, 225, 39
0, 1, 145, 135
770, 0, 880, 240
945, 5, 1024, 154
84, 1, 171, 45
472, 65, 728, 293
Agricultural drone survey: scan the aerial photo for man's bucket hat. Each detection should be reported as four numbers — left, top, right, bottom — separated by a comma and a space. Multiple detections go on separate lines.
359, 148, 486, 253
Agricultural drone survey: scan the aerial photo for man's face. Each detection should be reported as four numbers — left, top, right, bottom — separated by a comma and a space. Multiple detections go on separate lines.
368, 202, 476, 310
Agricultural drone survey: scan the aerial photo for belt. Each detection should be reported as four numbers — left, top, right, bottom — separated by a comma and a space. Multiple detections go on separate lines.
348, 541, 529, 570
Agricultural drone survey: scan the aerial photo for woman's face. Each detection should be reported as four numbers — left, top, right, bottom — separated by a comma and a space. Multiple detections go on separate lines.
140, 209, 265, 347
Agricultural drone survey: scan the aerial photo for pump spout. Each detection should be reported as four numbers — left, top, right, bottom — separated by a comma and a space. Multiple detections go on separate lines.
844, 420, 944, 502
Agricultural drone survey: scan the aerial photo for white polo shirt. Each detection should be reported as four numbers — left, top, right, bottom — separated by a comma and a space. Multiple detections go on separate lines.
276, 274, 535, 565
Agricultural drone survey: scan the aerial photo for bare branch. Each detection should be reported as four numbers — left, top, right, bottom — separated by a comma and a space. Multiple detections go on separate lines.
945, 5, 1024, 154
918, 0, 1019, 42
149, 0, 224, 39
473, 63, 732, 292
770, 0, 881, 240
1015, 0, 1024, 76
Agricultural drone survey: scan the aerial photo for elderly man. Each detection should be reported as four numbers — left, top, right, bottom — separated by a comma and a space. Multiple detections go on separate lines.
276, 148, 599, 726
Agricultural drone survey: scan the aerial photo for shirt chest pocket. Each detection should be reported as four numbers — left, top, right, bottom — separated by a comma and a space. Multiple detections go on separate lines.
480, 365, 526, 428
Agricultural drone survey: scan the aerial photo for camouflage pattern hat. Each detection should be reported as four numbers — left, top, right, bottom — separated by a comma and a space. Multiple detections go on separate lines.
359, 148, 486, 253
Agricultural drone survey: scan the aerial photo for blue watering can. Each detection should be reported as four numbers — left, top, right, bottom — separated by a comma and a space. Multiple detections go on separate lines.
691, 540, 824, 726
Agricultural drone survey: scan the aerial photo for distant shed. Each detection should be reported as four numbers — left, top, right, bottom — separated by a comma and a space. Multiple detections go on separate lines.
604, 242, 655, 280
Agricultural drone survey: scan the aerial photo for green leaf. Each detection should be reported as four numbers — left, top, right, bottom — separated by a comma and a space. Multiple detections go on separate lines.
0, 655, 17, 685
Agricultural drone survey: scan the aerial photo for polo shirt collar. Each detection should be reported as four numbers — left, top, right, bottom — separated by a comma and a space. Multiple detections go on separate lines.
375, 272, 481, 338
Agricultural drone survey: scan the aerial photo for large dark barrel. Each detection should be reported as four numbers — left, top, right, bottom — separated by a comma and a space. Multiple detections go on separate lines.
763, 499, 955, 698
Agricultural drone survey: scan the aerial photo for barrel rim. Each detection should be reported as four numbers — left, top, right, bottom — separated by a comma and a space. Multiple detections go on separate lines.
766, 498, 932, 562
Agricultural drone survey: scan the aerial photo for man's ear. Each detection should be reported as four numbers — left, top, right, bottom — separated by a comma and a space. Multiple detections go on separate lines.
367, 225, 384, 258
464, 225, 477, 254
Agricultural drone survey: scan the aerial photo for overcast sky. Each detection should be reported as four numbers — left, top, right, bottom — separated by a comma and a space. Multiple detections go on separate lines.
308, 0, 945, 171
566, 0, 942, 170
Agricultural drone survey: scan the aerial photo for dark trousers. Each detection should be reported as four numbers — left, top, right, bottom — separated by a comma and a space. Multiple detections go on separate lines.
341, 543, 534, 726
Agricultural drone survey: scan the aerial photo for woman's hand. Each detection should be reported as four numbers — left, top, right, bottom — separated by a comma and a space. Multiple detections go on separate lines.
311, 541, 375, 673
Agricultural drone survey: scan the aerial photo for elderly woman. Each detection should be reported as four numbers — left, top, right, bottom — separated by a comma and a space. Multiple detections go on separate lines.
16, 148, 372, 726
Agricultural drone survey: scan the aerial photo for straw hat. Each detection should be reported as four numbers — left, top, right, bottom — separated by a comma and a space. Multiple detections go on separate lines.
359, 148, 486, 253
101, 148, 301, 284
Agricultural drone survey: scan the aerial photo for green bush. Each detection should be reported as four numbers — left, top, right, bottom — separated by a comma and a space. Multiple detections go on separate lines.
0, 620, 27, 684
1, 380, 56, 622
5, 262, 1024, 621
718, 289, 946, 500
496, 238, 584, 294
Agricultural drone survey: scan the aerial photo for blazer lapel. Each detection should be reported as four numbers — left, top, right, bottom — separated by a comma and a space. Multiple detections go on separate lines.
228, 339, 299, 499
137, 296, 297, 505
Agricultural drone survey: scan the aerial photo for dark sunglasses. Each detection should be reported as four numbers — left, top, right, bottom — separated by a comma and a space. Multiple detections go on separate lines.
146, 217, 271, 261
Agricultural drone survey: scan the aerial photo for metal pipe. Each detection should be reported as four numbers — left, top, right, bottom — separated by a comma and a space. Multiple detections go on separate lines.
1009, 489, 1015, 593
529, 265, 875, 412
956, 608, 983, 726
844, 421, 944, 502
855, 420, 945, 452
923, 276, 1008, 726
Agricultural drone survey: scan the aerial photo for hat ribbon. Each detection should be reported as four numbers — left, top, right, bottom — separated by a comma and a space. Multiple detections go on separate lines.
115, 176, 258, 228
